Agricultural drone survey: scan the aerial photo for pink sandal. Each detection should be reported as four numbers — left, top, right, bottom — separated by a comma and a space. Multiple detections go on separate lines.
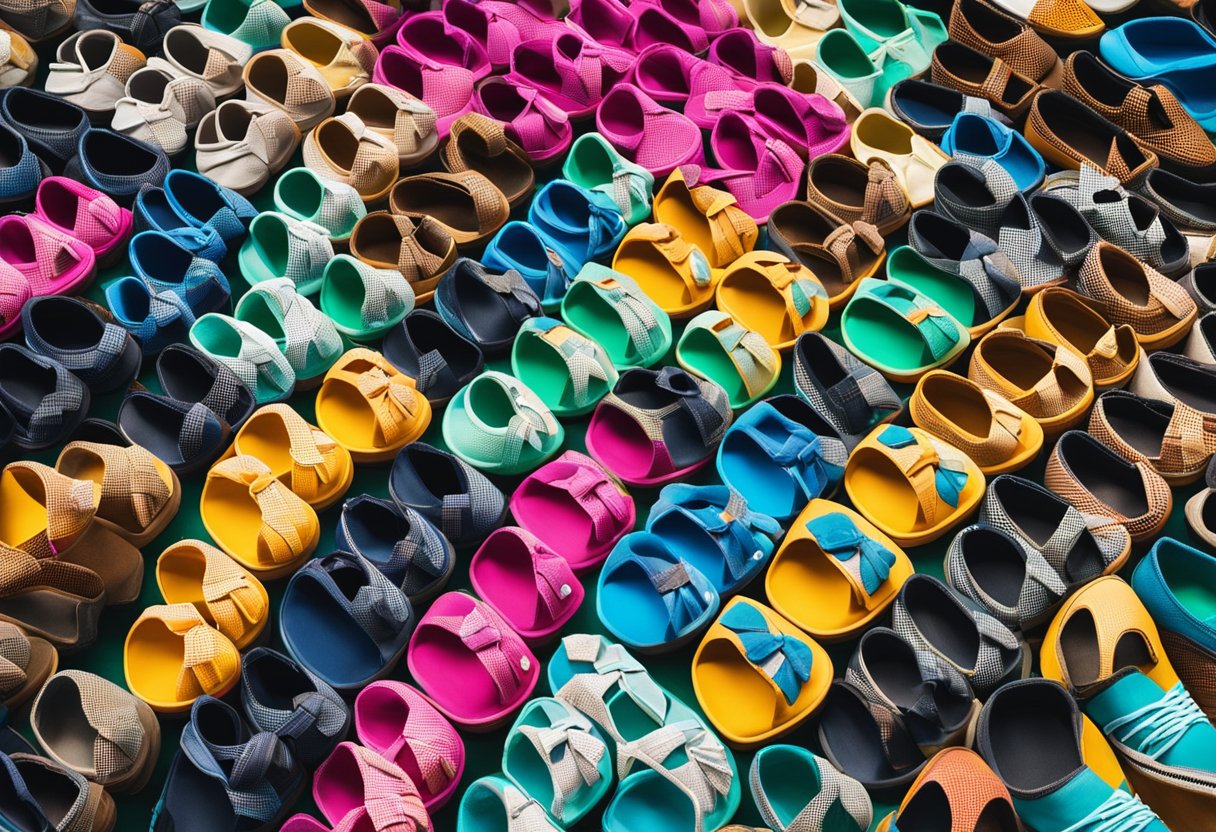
354, 680, 465, 811
469, 526, 583, 643
406, 592, 538, 730
33, 177, 133, 268
509, 450, 634, 572
281, 816, 328, 832
313, 742, 429, 831
0, 213, 96, 298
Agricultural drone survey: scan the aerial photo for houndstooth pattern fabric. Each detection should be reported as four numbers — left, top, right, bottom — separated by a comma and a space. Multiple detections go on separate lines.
241, 653, 348, 767
892, 578, 1022, 696
48, 670, 146, 784
3, 462, 94, 562
65, 441, 170, 534
0, 622, 29, 695
793, 333, 901, 439
518, 700, 606, 822
1052, 165, 1177, 273
945, 525, 1067, 630
997, 195, 1064, 291
908, 211, 1018, 319
244, 278, 343, 375
934, 159, 1018, 240
208, 456, 314, 567
752, 751, 872, 832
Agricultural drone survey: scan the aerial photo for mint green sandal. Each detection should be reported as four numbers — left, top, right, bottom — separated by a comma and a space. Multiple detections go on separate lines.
239, 211, 334, 297
441, 371, 565, 475
562, 133, 655, 227
320, 254, 415, 341
502, 697, 612, 827
233, 277, 345, 387
885, 245, 1020, 338
560, 264, 672, 370
816, 30, 884, 110
510, 317, 618, 418
273, 169, 366, 245
190, 313, 296, 404
840, 277, 971, 383
676, 311, 780, 410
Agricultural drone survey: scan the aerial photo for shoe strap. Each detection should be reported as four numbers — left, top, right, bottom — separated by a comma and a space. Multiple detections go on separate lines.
531, 455, 630, 544
805, 511, 897, 609
517, 701, 606, 820
531, 321, 611, 408
580, 272, 663, 361
615, 719, 731, 832
209, 456, 311, 566
0, 461, 94, 561
425, 602, 531, 705
555, 634, 668, 727
196, 543, 266, 644
65, 441, 171, 534
872, 425, 971, 528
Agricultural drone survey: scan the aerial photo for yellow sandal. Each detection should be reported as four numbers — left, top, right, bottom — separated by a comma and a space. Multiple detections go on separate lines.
315, 347, 432, 462
123, 603, 241, 713
156, 539, 270, 649
715, 251, 830, 351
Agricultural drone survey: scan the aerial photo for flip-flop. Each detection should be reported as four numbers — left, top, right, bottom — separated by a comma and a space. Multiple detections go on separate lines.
766, 499, 913, 642
315, 347, 432, 463
156, 539, 269, 651
596, 531, 720, 653
716, 395, 849, 523
844, 424, 985, 547
216, 403, 355, 512
469, 526, 583, 643
280, 551, 414, 692
406, 591, 539, 730
510, 317, 618, 418
354, 680, 465, 810
509, 450, 634, 573
441, 371, 564, 475
199, 455, 320, 580
559, 263, 672, 370
587, 366, 732, 487
335, 494, 455, 606
611, 222, 715, 319
123, 604, 241, 713
691, 597, 832, 749
715, 252, 830, 351
675, 310, 781, 410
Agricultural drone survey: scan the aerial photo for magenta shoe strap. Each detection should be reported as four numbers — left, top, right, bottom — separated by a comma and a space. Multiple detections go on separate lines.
531, 542, 579, 621
425, 603, 532, 705
528, 455, 631, 543
373, 688, 461, 795
316, 743, 428, 831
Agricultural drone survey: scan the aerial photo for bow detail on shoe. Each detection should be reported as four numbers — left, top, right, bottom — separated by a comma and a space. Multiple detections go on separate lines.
720, 602, 812, 704
877, 425, 971, 520
806, 511, 897, 603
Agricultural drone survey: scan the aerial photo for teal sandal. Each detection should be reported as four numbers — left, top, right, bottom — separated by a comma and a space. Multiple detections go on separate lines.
458, 775, 562, 832
511, 317, 618, 418
560, 264, 672, 370
319, 254, 415, 341
885, 245, 1019, 338
749, 745, 872, 832
676, 311, 781, 410
441, 371, 565, 475
273, 169, 366, 245
562, 133, 655, 227
233, 278, 345, 387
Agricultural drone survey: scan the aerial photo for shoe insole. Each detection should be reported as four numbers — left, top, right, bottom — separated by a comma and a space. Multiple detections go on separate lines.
471, 540, 543, 630
389, 447, 461, 509
695, 638, 782, 738
1058, 607, 1153, 686
809, 164, 867, 215
1157, 360, 1216, 413
33, 683, 100, 774
819, 685, 916, 783
249, 217, 291, 277
719, 272, 797, 346
320, 261, 368, 331
633, 50, 691, 97
564, 289, 635, 365
0, 468, 48, 549
616, 247, 695, 311
600, 555, 683, 644
679, 333, 750, 406
119, 397, 195, 466
818, 31, 875, 78
904, 579, 979, 672
397, 182, 479, 234
459, 144, 530, 198
896, 782, 953, 831
719, 429, 802, 520
513, 480, 596, 559
890, 253, 980, 327
514, 335, 580, 406
1159, 547, 1216, 623
410, 625, 510, 719
341, 499, 409, 565
316, 379, 388, 451
593, 393, 703, 474
746, 0, 794, 38
985, 685, 1079, 792
983, 340, 1053, 390
753, 751, 818, 827
17, 764, 79, 828
976, 800, 1020, 832
960, 529, 1026, 610
1067, 440, 1148, 518
82, 131, 156, 177
281, 570, 385, 685
458, 281, 518, 346
602, 770, 696, 832
844, 302, 933, 373
1032, 196, 1091, 257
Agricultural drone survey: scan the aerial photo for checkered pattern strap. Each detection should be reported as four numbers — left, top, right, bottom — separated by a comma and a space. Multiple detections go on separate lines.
138, 603, 240, 703
208, 456, 314, 567
188, 540, 267, 645
529, 321, 612, 408
181, 718, 293, 824
126, 284, 195, 344
518, 700, 606, 821
0, 544, 104, 610
601, 368, 730, 452
573, 270, 663, 361
0, 622, 29, 696
615, 720, 732, 832
438, 456, 503, 543
496, 781, 562, 832
913, 223, 1016, 320
946, 527, 1066, 629
346, 258, 413, 330
1068, 165, 1171, 268
206, 318, 295, 399
780, 755, 872, 832
370, 685, 460, 796
26, 315, 128, 379
554, 634, 668, 738
61, 442, 170, 537
243, 660, 347, 754
52, 670, 146, 783
470, 374, 560, 469
663, 174, 757, 267
325, 744, 429, 832
249, 279, 342, 375
252, 404, 343, 505
3, 462, 95, 562
382, 507, 449, 597
529, 453, 630, 545
25, 366, 88, 447
794, 334, 902, 437
843, 658, 948, 770
423, 602, 531, 705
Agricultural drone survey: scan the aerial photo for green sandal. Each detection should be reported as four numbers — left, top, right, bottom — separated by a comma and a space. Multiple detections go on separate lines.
319, 254, 415, 341
560, 263, 672, 370
676, 310, 781, 410
562, 133, 655, 227
510, 317, 618, 418
441, 371, 565, 475
233, 278, 345, 386
885, 245, 1019, 338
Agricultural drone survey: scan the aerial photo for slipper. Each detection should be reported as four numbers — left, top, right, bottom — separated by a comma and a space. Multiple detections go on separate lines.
190, 313, 297, 405
388, 442, 507, 549
1022, 287, 1139, 391
217, 403, 354, 512
433, 258, 542, 355
55, 439, 181, 548
767, 499, 913, 642
312, 742, 429, 832
851, 107, 949, 208
335, 494, 455, 605
123, 603, 241, 713
349, 212, 456, 306
233, 278, 345, 388
240, 647, 351, 769
528, 179, 627, 276
0, 344, 91, 451
886, 243, 1020, 340
596, 531, 720, 652
315, 347, 432, 463
647, 483, 781, 597
21, 296, 142, 395
0, 547, 105, 653
30, 669, 160, 795
156, 343, 256, 431
563, 131, 654, 226
501, 697, 612, 826
945, 524, 1068, 633
482, 221, 575, 313
596, 83, 703, 177
273, 168, 366, 245
0, 461, 143, 606
156, 539, 269, 650
560, 263, 672, 370
651, 167, 758, 270
909, 370, 1044, 475
281, 551, 414, 692
685, 116, 804, 223
716, 395, 848, 523
238, 210, 334, 296
469, 526, 583, 643
381, 309, 484, 407
389, 170, 510, 250
587, 366, 732, 487
612, 222, 715, 319
805, 154, 911, 236
509, 450, 634, 573
406, 591, 539, 730
200, 455, 320, 580
791, 332, 903, 444
840, 278, 972, 383
546, 633, 741, 832
844, 424, 984, 547
715, 252, 829, 351
750, 745, 872, 832
692, 597, 832, 749
458, 775, 563, 831
510, 317, 617, 418
441, 371, 563, 475
767, 200, 885, 310
105, 276, 196, 357
354, 680, 465, 811
442, 113, 535, 210
676, 310, 781, 410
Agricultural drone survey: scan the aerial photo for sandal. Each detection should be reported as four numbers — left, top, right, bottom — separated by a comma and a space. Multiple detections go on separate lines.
406, 591, 539, 730
511, 317, 617, 418
612, 222, 715, 319
240, 647, 350, 770
767, 200, 885, 310
312, 742, 428, 831
334, 494, 455, 605
482, 221, 575, 313
563, 131, 654, 226
469, 526, 583, 643
0, 345, 90, 451
559, 263, 672, 370
715, 252, 829, 351
156, 343, 256, 431
233, 278, 345, 387
529, 179, 627, 276
691, 597, 832, 749
652, 168, 757, 270
841, 279, 972, 383
1022, 287, 1139, 391
791, 332, 902, 443
388, 441, 507, 549
676, 311, 781, 410
887, 240, 1020, 339
0, 546, 104, 652
156, 539, 269, 650
199, 455, 320, 579
587, 366, 732, 486
55, 440, 180, 548
280, 551, 414, 692
381, 309, 484, 407
767, 499, 913, 641
0, 621, 55, 709
750, 745, 872, 832
20, 296, 142, 394
805, 154, 912, 236
433, 258, 542, 355
315, 347, 432, 463
844, 424, 984, 547
190, 313, 297, 405
349, 212, 456, 306
123, 604, 241, 713
389, 170, 510, 250
441, 113, 535, 210
968, 328, 1094, 436
116, 390, 230, 476
458, 775, 562, 831
509, 450, 633, 573
441, 371, 563, 475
